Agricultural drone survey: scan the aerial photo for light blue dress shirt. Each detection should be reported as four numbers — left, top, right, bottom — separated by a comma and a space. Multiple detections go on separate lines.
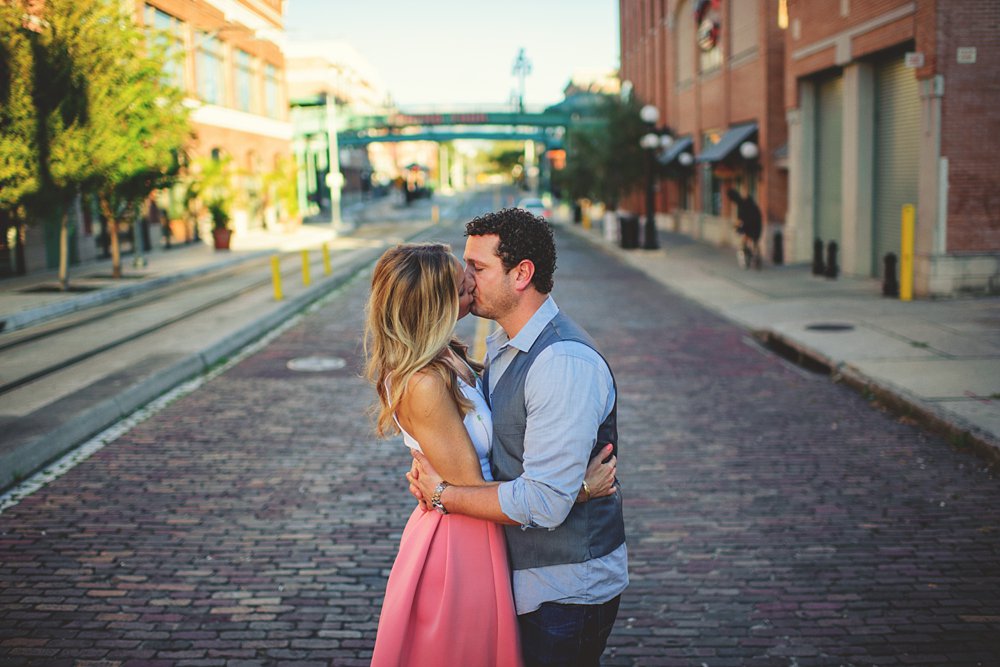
487, 297, 629, 615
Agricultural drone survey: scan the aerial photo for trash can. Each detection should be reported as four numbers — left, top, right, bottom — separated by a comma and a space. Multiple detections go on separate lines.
618, 214, 639, 249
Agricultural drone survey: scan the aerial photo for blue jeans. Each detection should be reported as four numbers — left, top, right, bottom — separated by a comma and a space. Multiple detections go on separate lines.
518, 595, 621, 667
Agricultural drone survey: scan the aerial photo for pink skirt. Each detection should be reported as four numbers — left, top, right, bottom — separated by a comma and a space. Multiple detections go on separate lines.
371, 505, 523, 667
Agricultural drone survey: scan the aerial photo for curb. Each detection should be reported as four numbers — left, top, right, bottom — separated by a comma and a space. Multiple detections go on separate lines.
557, 220, 1000, 470
0, 250, 271, 334
0, 224, 438, 492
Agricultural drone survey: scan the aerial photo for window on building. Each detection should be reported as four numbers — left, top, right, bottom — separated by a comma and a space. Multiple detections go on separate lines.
701, 132, 722, 215
144, 5, 186, 89
264, 63, 281, 119
197, 31, 225, 105
730, 0, 759, 60
235, 49, 255, 113
675, 0, 695, 88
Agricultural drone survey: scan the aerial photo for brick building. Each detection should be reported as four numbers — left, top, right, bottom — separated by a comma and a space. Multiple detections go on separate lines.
619, 0, 1000, 296
138, 0, 293, 236
620, 0, 788, 254
784, 0, 999, 294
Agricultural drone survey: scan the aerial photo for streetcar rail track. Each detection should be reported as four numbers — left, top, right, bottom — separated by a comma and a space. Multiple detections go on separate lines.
0, 250, 345, 396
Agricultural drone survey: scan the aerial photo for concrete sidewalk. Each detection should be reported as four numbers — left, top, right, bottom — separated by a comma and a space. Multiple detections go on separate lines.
559, 216, 1000, 464
0, 193, 416, 334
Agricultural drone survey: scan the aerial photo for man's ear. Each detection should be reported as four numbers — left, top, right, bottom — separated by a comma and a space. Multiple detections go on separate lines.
511, 260, 536, 292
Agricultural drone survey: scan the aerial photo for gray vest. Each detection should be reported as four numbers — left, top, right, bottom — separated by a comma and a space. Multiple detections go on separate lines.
486, 311, 626, 571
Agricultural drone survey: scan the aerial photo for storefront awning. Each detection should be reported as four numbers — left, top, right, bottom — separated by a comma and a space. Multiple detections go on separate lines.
658, 135, 693, 166
696, 122, 758, 163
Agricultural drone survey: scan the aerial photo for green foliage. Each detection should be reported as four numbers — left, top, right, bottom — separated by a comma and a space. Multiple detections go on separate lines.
208, 199, 230, 231
192, 155, 233, 230
484, 144, 525, 176
0, 4, 40, 213
88, 5, 190, 225
263, 155, 300, 223
562, 94, 650, 209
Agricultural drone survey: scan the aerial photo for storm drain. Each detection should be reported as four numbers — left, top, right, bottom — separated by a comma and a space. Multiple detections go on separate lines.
804, 323, 855, 332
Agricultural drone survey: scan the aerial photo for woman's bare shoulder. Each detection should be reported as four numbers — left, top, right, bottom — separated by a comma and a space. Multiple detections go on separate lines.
399, 367, 451, 416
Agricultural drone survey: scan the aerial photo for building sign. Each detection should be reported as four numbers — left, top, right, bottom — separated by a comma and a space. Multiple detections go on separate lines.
957, 47, 977, 64
904, 52, 925, 68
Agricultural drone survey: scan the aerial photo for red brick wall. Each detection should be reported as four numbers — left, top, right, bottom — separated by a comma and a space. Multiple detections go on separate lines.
784, 0, 1000, 253
937, 0, 1000, 252
619, 0, 787, 223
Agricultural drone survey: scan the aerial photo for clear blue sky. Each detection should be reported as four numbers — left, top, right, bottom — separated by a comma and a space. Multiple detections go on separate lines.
284, 1, 620, 108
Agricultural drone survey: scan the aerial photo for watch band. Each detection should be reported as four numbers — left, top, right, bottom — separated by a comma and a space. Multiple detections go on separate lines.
431, 481, 451, 515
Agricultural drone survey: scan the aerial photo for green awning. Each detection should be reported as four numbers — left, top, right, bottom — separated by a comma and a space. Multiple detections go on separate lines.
696, 122, 757, 163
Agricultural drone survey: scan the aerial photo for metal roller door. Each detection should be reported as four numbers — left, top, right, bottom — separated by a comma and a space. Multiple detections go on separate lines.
814, 74, 843, 246
873, 56, 921, 276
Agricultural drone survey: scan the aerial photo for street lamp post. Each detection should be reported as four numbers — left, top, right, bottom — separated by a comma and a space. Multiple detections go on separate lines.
639, 104, 672, 250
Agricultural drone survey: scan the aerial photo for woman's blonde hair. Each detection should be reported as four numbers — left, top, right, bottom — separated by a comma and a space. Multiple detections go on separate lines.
364, 243, 475, 437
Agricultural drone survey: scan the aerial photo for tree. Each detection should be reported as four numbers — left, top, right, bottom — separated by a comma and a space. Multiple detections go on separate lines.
88, 15, 190, 278
17, 0, 189, 288
0, 4, 40, 274
562, 93, 649, 210
26, 0, 111, 290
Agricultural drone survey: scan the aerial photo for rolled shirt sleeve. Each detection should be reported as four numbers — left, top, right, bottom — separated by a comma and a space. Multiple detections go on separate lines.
497, 341, 615, 529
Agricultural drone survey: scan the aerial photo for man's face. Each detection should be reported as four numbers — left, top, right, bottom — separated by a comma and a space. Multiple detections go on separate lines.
463, 234, 517, 321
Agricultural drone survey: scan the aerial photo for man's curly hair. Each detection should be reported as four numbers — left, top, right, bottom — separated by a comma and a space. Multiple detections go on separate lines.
465, 207, 557, 293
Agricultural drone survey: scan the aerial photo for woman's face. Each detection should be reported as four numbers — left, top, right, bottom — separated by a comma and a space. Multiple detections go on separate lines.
455, 260, 474, 319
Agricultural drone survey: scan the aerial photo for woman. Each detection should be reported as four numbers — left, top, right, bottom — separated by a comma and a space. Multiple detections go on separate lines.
365, 243, 617, 666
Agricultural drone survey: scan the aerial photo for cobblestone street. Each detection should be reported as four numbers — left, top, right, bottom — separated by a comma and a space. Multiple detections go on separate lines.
1, 224, 998, 666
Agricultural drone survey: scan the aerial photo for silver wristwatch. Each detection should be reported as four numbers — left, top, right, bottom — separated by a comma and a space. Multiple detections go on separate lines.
431, 481, 451, 515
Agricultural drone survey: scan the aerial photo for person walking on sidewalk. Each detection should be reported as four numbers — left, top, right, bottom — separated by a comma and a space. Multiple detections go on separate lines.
727, 188, 762, 270
409, 208, 629, 667
364, 242, 618, 666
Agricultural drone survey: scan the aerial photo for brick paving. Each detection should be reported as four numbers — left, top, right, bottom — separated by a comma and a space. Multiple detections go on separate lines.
1, 224, 999, 666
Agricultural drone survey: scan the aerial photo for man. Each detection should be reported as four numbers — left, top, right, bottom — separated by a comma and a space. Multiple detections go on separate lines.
727, 188, 762, 270
409, 208, 628, 666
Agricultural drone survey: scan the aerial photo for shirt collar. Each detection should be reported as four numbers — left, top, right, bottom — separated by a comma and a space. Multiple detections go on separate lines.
486, 296, 559, 359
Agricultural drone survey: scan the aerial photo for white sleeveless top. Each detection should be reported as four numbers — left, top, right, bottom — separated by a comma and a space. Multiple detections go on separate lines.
392, 373, 495, 481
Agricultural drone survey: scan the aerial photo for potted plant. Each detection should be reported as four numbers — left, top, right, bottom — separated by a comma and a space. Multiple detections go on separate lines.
208, 199, 232, 250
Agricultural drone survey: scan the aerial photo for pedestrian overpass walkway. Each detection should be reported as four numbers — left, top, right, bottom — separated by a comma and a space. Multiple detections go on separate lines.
338, 106, 572, 146
291, 98, 575, 147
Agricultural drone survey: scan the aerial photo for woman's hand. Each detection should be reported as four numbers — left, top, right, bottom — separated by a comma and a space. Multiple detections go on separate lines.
408, 458, 430, 511
577, 443, 617, 503
407, 449, 445, 509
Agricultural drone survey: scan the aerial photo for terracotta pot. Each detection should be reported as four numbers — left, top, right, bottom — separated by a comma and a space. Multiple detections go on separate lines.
212, 228, 232, 250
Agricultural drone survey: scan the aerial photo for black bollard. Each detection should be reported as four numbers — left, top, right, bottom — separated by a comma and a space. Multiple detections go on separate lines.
772, 229, 784, 265
883, 253, 899, 297
573, 203, 582, 224
812, 239, 825, 275
825, 241, 839, 279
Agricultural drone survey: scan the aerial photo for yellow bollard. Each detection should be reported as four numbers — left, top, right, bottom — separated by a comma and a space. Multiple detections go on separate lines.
271, 256, 283, 301
322, 243, 331, 275
582, 201, 591, 230
900, 204, 915, 302
301, 249, 311, 287
432, 204, 440, 224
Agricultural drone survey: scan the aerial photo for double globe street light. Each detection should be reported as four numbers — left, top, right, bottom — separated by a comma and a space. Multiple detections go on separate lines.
639, 104, 673, 250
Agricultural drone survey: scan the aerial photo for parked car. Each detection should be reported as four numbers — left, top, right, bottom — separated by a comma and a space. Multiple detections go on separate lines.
516, 197, 550, 220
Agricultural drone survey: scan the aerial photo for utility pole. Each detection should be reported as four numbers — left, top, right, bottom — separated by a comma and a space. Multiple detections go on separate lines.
512, 48, 532, 113
324, 92, 343, 231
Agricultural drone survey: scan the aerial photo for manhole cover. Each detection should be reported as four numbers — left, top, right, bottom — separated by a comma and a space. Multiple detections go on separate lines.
287, 356, 347, 372
804, 323, 855, 332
